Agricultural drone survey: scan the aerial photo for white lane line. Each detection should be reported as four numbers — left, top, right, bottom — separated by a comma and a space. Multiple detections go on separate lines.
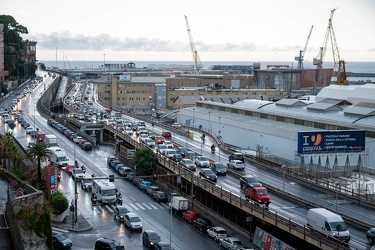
142, 203, 152, 209
129, 203, 140, 211
135, 203, 146, 210
148, 203, 158, 209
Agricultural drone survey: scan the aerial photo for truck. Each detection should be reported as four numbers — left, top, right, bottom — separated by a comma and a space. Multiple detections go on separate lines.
244, 186, 271, 207
170, 196, 188, 214
45, 134, 58, 147
50, 147, 69, 168
35, 131, 46, 142
307, 208, 350, 242
92, 179, 117, 204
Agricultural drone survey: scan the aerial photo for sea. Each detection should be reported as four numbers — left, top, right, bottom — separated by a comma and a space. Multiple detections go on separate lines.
39, 60, 375, 83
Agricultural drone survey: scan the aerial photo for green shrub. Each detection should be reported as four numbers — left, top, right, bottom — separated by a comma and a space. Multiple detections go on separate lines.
50, 191, 68, 215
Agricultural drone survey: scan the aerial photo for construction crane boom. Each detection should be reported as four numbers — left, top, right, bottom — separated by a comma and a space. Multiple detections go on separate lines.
184, 15, 203, 73
295, 25, 313, 69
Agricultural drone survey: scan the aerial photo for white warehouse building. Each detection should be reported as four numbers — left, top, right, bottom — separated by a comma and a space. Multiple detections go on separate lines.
177, 84, 375, 172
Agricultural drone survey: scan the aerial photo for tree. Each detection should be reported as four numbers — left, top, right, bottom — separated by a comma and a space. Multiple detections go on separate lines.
26, 141, 53, 183
0, 132, 14, 168
50, 191, 68, 215
133, 148, 159, 176
8, 144, 21, 169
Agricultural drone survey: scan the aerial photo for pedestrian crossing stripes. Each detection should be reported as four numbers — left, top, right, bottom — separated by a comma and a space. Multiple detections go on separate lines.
93, 202, 170, 214
52, 227, 69, 234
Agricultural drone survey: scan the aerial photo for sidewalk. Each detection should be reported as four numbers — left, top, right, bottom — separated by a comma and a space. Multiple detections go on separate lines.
52, 210, 93, 232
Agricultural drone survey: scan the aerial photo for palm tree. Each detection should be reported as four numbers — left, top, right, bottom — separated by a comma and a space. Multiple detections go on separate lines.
26, 141, 53, 183
8, 144, 21, 169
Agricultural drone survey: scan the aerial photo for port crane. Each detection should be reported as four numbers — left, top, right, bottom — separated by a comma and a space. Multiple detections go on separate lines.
184, 15, 203, 74
295, 25, 313, 69
313, 8, 348, 86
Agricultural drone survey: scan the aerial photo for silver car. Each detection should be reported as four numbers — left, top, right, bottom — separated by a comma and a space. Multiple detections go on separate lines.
180, 158, 196, 171
124, 213, 143, 231
219, 237, 243, 250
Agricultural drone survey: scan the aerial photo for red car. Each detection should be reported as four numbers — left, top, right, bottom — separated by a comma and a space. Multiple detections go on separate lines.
183, 210, 200, 224
65, 164, 77, 175
155, 136, 165, 144
162, 131, 172, 139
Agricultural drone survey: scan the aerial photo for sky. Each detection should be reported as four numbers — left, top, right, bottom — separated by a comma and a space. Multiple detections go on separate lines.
1, 0, 375, 63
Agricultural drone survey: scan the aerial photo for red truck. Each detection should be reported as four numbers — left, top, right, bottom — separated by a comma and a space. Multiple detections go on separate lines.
244, 186, 271, 208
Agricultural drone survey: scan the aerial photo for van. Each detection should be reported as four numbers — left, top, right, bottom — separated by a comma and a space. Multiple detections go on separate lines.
307, 208, 350, 242
35, 131, 46, 141
229, 153, 245, 163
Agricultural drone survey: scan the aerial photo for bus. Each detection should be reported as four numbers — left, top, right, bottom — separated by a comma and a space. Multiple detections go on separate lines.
92, 179, 117, 204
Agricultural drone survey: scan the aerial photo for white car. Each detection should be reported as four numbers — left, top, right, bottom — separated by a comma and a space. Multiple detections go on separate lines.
72, 168, 85, 180
207, 227, 227, 242
73, 136, 83, 144
227, 160, 245, 170
140, 134, 149, 143
171, 123, 181, 128
25, 127, 33, 134
124, 213, 142, 230
195, 156, 210, 168
125, 127, 133, 135
163, 140, 174, 149
165, 149, 177, 159
144, 138, 155, 148
156, 144, 168, 155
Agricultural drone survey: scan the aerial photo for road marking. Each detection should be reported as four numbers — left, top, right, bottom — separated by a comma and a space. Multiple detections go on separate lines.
148, 203, 158, 209
135, 203, 145, 210
129, 203, 140, 211
129, 196, 136, 201
104, 205, 114, 213
52, 227, 69, 234
159, 203, 169, 209
142, 203, 152, 209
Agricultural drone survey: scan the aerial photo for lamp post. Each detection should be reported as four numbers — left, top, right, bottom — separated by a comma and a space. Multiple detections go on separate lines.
170, 192, 177, 247
281, 165, 287, 192
208, 111, 211, 133
218, 116, 221, 163
192, 108, 195, 128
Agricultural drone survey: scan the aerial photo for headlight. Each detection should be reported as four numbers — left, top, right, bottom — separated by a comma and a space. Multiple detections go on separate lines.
332, 232, 336, 236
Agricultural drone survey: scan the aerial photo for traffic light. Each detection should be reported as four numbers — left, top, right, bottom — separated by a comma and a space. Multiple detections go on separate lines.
153, 173, 158, 180
192, 194, 196, 200
109, 175, 115, 182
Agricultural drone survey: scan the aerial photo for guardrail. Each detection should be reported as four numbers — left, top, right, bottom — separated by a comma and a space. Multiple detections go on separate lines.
103, 124, 349, 250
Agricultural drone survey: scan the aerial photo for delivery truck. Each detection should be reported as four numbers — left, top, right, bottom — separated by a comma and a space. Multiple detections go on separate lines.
307, 208, 350, 242
170, 196, 188, 214
45, 134, 58, 147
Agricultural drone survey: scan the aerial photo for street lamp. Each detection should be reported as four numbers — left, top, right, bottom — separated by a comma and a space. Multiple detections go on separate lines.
218, 116, 221, 163
281, 165, 287, 192
33, 104, 36, 130
170, 192, 177, 247
208, 111, 211, 133
192, 108, 195, 128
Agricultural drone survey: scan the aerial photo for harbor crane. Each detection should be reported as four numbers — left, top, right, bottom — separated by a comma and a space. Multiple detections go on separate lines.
295, 25, 313, 69
184, 15, 203, 74
313, 8, 348, 86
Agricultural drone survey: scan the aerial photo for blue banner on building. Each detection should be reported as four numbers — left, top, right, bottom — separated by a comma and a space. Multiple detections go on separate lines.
297, 130, 366, 154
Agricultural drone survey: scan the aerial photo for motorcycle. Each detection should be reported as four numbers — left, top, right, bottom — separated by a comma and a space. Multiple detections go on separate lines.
91, 193, 98, 205
57, 173, 61, 181
81, 165, 86, 174
211, 147, 216, 154
116, 193, 123, 205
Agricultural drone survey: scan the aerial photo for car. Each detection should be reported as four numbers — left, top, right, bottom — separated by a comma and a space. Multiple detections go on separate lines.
227, 160, 245, 170
199, 169, 217, 182
154, 242, 172, 250
144, 138, 155, 147
193, 218, 213, 232
163, 140, 174, 149
186, 151, 196, 160
210, 162, 227, 175
152, 191, 168, 203
148, 131, 156, 140
180, 158, 196, 171
140, 134, 149, 143
171, 123, 181, 129
165, 149, 177, 159
182, 209, 200, 224
81, 141, 93, 150
114, 163, 125, 172
195, 156, 210, 168
94, 238, 120, 250
72, 168, 85, 180
219, 237, 244, 250
124, 212, 143, 230
118, 166, 133, 177
207, 226, 227, 242
155, 136, 165, 144
142, 230, 162, 248
52, 232, 73, 249
139, 181, 153, 192
366, 227, 375, 244
161, 131, 172, 139
109, 160, 122, 169
72, 136, 83, 144
239, 175, 262, 189
172, 154, 183, 163
113, 206, 130, 222
156, 144, 168, 155
177, 147, 188, 158
229, 153, 245, 163
125, 127, 133, 135
65, 164, 76, 175
81, 178, 92, 190
107, 156, 117, 165
146, 185, 160, 196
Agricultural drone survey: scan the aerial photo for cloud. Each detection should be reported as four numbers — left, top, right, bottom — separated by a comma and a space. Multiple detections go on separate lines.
29, 31, 296, 53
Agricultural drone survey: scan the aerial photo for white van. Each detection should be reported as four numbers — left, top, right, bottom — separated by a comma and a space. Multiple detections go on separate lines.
50, 147, 69, 167
307, 208, 350, 242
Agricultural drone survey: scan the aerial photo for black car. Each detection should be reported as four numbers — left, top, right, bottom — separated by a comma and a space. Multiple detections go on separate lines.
94, 238, 120, 250
199, 169, 217, 182
193, 218, 213, 232
52, 232, 73, 249
228, 153, 245, 163
142, 230, 162, 248
152, 191, 168, 203
366, 227, 375, 244
210, 162, 227, 176
107, 156, 117, 166
81, 141, 93, 150
113, 206, 130, 222
177, 147, 188, 158
240, 175, 262, 189
172, 154, 183, 163
110, 160, 121, 169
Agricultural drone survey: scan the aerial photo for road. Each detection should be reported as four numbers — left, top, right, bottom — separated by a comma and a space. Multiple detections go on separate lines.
4, 71, 374, 249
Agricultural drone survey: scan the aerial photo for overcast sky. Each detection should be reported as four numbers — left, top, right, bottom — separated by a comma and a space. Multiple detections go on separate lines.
1, 0, 374, 63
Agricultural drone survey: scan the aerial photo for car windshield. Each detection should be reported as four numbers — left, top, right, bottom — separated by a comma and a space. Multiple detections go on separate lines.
215, 164, 225, 169
148, 233, 160, 240
199, 157, 208, 161
102, 189, 116, 196
204, 169, 214, 174
255, 189, 268, 195
245, 177, 258, 183
75, 169, 83, 174
216, 229, 226, 234
54, 234, 66, 241
330, 221, 348, 231
184, 160, 194, 164
158, 192, 167, 197
232, 240, 242, 245
118, 207, 129, 214
130, 216, 141, 222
